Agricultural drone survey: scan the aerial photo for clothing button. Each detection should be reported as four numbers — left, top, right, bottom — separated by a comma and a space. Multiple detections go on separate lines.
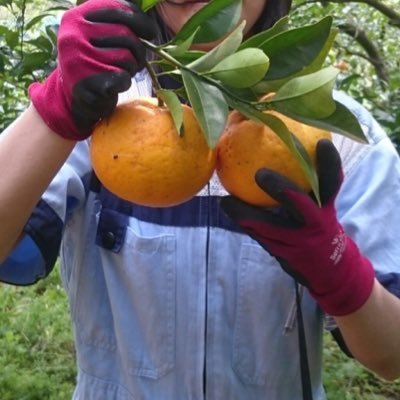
103, 231, 116, 249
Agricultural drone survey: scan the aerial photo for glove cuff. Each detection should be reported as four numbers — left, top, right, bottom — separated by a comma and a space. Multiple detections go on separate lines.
28, 69, 90, 141
310, 236, 375, 316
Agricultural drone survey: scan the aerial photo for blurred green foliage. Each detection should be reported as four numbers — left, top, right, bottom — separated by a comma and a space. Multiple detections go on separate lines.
0, 0, 71, 129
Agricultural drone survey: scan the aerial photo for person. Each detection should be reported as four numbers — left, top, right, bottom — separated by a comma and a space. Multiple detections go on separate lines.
1, 0, 400, 399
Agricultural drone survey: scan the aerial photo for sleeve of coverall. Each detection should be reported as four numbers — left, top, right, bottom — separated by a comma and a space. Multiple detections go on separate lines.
324, 92, 400, 346
334, 91, 400, 283
0, 140, 92, 285
325, 92, 400, 357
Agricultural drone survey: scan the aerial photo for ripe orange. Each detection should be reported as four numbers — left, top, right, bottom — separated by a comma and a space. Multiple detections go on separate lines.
90, 97, 217, 207
216, 110, 332, 207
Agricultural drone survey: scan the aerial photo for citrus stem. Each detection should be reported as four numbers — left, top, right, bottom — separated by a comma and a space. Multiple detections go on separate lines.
140, 39, 255, 107
144, 59, 164, 107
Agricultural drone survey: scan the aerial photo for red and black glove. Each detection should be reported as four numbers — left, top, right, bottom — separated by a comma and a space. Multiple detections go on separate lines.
29, 0, 156, 140
220, 139, 375, 316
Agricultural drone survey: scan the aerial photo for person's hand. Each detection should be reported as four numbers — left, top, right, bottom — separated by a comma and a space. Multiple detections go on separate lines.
29, 0, 157, 140
220, 139, 375, 316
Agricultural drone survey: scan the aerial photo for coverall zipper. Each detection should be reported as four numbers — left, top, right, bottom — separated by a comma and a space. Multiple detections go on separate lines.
203, 185, 212, 397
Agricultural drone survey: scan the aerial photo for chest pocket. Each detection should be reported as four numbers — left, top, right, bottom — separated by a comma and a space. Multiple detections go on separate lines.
71, 188, 177, 380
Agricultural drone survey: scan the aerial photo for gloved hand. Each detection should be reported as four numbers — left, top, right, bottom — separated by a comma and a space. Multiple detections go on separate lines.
220, 139, 375, 316
29, 0, 157, 140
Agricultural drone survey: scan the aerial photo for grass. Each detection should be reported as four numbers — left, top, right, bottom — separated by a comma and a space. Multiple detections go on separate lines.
323, 334, 400, 400
0, 266, 400, 399
0, 268, 76, 400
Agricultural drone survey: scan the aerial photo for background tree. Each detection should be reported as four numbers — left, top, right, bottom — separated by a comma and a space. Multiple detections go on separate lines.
291, 0, 400, 148
0, 0, 69, 128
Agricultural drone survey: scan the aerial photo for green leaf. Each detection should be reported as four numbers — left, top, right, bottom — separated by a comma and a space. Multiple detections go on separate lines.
266, 66, 339, 119
252, 27, 338, 95
0, 26, 19, 48
0, 0, 12, 7
26, 14, 53, 30
0, 54, 4, 73
137, 0, 163, 12
239, 16, 289, 50
181, 70, 228, 148
156, 89, 184, 136
301, 27, 338, 75
188, 21, 245, 73
208, 48, 269, 88
45, 25, 58, 46
275, 101, 367, 143
226, 97, 321, 204
172, 0, 242, 44
46, 1, 73, 11
17, 52, 53, 76
166, 30, 199, 57
156, 51, 206, 77
171, 50, 206, 65
221, 86, 259, 103
26, 36, 55, 53
261, 16, 333, 80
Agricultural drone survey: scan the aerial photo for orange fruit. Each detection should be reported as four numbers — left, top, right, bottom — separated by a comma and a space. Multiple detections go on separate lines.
90, 97, 217, 207
216, 110, 332, 207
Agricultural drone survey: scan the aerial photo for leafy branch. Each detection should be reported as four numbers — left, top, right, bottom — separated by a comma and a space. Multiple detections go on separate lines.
135, 0, 368, 202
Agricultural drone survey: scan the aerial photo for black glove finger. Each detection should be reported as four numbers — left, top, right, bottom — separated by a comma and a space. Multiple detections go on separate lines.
73, 70, 132, 99
70, 70, 130, 134
72, 96, 118, 134
85, 6, 157, 41
73, 93, 119, 119
316, 139, 343, 205
220, 195, 302, 228
255, 168, 306, 224
90, 36, 147, 72
70, 108, 100, 136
